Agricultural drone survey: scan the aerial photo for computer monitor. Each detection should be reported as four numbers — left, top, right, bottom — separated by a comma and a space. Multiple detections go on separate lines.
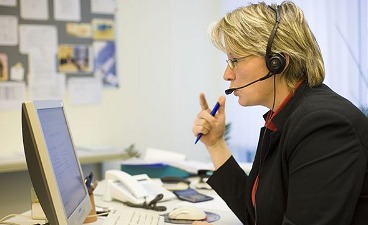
22, 100, 92, 225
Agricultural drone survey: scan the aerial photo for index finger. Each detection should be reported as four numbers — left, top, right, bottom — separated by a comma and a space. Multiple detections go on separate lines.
199, 93, 209, 110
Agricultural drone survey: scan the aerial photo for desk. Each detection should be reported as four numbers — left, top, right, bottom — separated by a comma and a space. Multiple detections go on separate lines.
0, 147, 127, 219
94, 181, 242, 224
0, 147, 126, 173
5, 179, 242, 225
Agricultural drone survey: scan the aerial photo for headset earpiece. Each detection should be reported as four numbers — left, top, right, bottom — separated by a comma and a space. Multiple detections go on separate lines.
266, 52, 286, 74
265, 5, 286, 75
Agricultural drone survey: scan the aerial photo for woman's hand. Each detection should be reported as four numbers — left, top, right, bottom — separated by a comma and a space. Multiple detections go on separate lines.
192, 93, 226, 147
192, 93, 231, 169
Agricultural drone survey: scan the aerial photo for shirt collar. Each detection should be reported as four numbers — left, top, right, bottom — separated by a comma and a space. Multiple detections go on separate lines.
264, 80, 304, 131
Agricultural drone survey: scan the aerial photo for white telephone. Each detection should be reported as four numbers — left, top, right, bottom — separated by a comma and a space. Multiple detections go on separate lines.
103, 170, 176, 205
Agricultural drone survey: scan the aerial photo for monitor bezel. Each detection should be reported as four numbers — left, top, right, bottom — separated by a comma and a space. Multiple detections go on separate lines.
22, 100, 91, 225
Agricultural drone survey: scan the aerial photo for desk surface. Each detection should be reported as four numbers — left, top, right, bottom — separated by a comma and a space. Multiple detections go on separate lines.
6, 178, 242, 225
93, 185, 242, 224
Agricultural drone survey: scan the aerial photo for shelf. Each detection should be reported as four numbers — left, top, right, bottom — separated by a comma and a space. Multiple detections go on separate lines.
0, 147, 128, 173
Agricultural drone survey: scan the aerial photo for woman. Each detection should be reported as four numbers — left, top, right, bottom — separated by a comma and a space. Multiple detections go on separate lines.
192, 1, 368, 225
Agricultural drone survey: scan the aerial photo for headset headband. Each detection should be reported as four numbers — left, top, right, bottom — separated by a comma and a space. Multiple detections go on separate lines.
266, 5, 281, 58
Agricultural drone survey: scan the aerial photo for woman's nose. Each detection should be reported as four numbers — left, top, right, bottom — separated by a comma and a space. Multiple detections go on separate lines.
223, 66, 235, 81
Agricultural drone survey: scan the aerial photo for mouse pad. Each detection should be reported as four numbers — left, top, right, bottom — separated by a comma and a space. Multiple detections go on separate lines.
163, 211, 220, 224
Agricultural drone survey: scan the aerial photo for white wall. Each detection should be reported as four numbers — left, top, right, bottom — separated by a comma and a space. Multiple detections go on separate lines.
114, 0, 224, 160
0, 0, 225, 162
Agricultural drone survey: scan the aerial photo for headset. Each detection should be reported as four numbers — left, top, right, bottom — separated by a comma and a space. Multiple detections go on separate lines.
224, 4, 287, 95
265, 5, 286, 75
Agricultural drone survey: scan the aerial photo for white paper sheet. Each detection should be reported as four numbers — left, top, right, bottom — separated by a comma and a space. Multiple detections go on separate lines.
144, 148, 214, 174
144, 148, 187, 162
0, 16, 18, 46
29, 74, 65, 100
28, 47, 56, 78
0, 82, 26, 110
19, 25, 57, 54
91, 0, 116, 14
10, 63, 25, 81
54, 0, 81, 21
20, 0, 48, 20
0, 0, 16, 7
68, 77, 102, 105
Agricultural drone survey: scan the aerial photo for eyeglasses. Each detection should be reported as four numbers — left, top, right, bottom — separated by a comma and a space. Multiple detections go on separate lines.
226, 55, 251, 69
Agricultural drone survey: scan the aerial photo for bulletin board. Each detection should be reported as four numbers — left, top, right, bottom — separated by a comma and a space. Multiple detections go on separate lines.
0, 0, 118, 108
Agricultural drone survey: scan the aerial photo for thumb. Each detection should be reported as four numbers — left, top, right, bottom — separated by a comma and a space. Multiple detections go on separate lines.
217, 95, 226, 115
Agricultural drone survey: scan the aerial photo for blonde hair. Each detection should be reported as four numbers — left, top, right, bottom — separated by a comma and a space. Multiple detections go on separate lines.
210, 1, 325, 88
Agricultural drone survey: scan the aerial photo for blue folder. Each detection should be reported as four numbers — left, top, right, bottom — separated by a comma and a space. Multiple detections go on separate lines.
120, 163, 193, 178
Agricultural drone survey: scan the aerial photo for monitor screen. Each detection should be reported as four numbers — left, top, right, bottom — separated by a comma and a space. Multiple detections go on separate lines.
22, 100, 91, 225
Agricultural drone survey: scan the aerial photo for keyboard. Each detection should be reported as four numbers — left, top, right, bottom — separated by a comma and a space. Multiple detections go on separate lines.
102, 209, 165, 225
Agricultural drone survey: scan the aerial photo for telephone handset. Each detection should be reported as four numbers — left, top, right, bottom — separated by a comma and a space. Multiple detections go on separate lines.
103, 170, 149, 204
103, 170, 176, 205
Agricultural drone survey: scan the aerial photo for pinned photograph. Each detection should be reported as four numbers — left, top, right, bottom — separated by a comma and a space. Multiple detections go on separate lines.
58, 45, 93, 73
92, 18, 115, 40
0, 53, 9, 81
93, 41, 117, 87
66, 23, 92, 38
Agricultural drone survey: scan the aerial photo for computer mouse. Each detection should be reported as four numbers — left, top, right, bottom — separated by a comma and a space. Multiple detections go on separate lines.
168, 206, 207, 220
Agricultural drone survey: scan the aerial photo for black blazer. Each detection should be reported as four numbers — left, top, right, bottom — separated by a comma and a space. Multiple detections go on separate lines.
208, 82, 368, 225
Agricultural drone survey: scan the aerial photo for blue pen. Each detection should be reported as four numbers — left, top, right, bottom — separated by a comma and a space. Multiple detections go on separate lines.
195, 102, 220, 144
85, 172, 93, 191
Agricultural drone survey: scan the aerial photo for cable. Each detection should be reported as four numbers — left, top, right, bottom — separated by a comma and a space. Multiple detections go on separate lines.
122, 194, 167, 212
259, 74, 277, 167
255, 74, 277, 225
